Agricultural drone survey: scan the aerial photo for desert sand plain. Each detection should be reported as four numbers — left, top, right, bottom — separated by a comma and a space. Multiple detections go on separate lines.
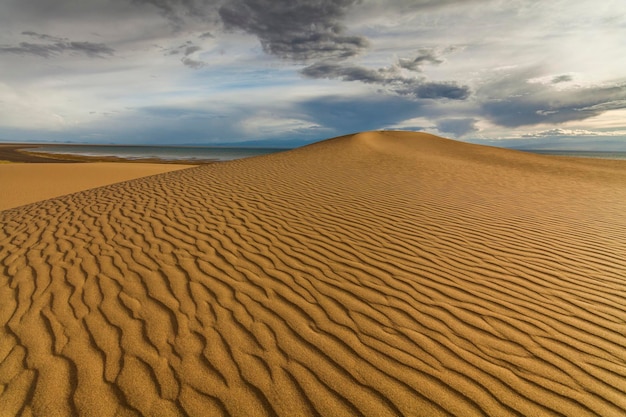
1, 131, 625, 416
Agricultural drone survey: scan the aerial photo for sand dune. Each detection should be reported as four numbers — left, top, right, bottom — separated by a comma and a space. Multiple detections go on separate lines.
0, 162, 194, 211
1, 131, 625, 416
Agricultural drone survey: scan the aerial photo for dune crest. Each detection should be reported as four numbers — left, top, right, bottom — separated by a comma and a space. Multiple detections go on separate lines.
1, 131, 626, 416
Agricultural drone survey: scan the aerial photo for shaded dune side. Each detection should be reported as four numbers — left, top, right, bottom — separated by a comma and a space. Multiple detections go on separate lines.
1, 131, 626, 416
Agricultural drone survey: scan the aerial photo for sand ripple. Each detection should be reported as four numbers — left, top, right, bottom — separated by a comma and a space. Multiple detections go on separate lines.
1, 131, 626, 416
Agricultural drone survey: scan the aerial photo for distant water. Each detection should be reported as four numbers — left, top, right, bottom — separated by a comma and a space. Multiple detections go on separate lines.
27, 145, 290, 162
523, 150, 626, 160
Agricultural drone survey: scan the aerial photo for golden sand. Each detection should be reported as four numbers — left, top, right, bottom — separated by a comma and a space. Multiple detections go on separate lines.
0, 162, 194, 211
1, 131, 625, 416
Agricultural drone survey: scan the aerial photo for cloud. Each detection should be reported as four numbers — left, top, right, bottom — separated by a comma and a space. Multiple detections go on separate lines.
133, 0, 368, 61
219, 0, 368, 60
0, 31, 114, 58
551, 74, 573, 84
577, 100, 626, 112
181, 56, 206, 68
65, 41, 115, 57
166, 41, 207, 68
21, 31, 64, 42
131, 0, 220, 26
522, 128, 626, 137
301, 62, 385, 83
301, 57, 470, 100
240, 113, 326, 137
298, 94, 425, 134
0, 41, 115, 58
435, 118, 477, 137
397, 47, 449, 72
522, 128, 599, 137
184, 45, 202, 55
409, 82, 470, 100
478, 70, 626, 127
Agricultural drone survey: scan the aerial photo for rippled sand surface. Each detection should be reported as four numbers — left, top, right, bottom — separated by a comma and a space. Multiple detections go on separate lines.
1, 131, 625, 416
0, 162, 193, 211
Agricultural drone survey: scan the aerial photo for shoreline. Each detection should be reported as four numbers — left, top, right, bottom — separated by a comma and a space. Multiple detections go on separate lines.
0, 144, 214, 165
21, 149, 216, 164
0, 144, 82, 163
4, 142, 289, 165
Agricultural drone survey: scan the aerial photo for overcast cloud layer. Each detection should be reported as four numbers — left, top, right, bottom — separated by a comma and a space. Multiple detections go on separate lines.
1, 0, 626, 147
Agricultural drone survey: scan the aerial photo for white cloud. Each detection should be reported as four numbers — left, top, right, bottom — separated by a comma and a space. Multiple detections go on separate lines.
240, 113, 327, 138
384, 117, 434, 131
522, 128, 626, 138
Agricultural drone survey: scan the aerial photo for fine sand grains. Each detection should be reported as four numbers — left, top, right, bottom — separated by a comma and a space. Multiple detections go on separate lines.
1, 131, 626, 416
0, 162, 194, 211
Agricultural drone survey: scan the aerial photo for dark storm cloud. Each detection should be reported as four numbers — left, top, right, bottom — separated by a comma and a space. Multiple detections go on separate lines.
219, 0, 368, 60
127, 0, 471, 104
130, 0, 476, 64
301, 50, 459, 83
133, 0, 368, 60
0, 32, 114, 58
301, 60, 470, 100
478, 71, 626, 127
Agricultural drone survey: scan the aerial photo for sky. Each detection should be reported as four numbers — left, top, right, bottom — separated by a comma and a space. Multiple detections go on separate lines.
1, 0, 626, 148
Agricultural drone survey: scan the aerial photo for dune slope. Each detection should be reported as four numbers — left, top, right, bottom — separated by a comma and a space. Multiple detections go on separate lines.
0, 162, 194, 211
1, 131, 626, 416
